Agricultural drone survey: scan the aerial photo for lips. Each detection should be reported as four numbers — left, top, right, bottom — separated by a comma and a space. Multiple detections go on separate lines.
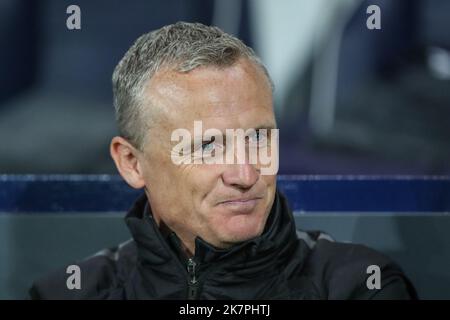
217, 196, 263, 213
219, 197, 262, 204
218, 195, 263, 204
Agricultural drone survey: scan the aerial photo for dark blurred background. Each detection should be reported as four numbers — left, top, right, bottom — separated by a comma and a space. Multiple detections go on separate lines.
1, 0, 449, 174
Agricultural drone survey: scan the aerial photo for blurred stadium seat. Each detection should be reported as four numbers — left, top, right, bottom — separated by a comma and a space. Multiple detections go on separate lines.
0, 0, 251, 174
281, 0, 450, 175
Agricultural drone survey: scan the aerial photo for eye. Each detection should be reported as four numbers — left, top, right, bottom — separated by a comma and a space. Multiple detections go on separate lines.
202, 137, 215, 152
249, 130, 267, 145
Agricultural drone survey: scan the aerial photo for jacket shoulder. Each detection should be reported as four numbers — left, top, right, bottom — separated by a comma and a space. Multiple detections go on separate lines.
29, 239, 136, 300
297, 230, 417, 299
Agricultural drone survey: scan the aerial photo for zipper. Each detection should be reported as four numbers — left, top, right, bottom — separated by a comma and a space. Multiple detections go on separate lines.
187, 258, 199, 299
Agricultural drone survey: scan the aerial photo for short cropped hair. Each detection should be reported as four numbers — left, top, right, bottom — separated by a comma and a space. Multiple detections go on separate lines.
112, 21, 273, 150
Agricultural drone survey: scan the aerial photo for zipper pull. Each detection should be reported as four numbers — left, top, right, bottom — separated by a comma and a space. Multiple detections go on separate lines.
187, 258, 197, 284
187, 258, 198, 299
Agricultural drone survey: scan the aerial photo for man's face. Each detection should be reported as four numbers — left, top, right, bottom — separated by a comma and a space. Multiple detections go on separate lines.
138, 58, 277, 250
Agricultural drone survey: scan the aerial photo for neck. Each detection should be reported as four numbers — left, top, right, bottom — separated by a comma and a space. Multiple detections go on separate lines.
176, 233, 195, 258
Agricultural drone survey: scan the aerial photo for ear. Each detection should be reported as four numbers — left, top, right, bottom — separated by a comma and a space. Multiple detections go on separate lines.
110, 136, 145, 189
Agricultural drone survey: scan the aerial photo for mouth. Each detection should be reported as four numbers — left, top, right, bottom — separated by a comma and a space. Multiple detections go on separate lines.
217, 197, 263, 213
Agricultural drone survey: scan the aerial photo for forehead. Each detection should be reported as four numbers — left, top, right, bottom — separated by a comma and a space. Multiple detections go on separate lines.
145, 59, 274, 131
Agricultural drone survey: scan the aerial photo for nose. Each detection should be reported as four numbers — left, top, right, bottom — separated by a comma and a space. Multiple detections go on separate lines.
222, 163, 259, 190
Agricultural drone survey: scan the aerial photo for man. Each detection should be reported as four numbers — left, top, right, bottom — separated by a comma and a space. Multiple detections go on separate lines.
30, 22, 416, 299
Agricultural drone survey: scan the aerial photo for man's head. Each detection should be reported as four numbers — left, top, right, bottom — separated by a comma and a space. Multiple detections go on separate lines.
110, 22, 278, 255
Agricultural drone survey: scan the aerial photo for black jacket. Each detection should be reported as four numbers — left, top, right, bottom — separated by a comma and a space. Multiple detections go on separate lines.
30, 190, 417, 299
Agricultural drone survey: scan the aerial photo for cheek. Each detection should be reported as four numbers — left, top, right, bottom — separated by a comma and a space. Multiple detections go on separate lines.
142, 152, 188, 212
150, 163, 222, 214
191, 165, 224, 207
262, 175, 277, 195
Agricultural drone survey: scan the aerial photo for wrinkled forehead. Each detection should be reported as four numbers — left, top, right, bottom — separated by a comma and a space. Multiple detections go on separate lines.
144, 59, 275, 132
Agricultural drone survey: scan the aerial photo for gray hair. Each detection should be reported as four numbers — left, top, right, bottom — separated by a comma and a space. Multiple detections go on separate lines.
112, 21, 273, 150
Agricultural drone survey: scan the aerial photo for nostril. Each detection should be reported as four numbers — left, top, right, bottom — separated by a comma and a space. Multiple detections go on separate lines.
230, 184, 252, 192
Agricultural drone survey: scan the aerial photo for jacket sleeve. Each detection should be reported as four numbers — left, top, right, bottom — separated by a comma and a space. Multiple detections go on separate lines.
365, 277, 416, 300
311, 240, 418, 300
28, 256, 121, 300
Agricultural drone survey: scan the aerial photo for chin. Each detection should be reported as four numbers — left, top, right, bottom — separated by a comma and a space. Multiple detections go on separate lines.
217, 211, 268, 244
